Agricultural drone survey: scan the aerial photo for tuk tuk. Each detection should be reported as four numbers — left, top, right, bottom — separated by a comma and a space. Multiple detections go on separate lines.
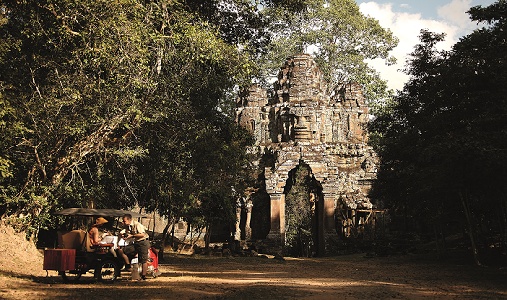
43, 208, 148, 283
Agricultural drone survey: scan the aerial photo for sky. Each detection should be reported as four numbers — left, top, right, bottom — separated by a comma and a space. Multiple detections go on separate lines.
354, 0, 497, 91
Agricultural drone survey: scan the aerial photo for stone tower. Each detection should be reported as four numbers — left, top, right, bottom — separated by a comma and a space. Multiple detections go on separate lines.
236, 54, 378, 255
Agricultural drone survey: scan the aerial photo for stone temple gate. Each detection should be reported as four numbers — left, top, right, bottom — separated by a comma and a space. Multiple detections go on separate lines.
235, 54, 379, 255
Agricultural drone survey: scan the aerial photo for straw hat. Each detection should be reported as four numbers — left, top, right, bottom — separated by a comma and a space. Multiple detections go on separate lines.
95, 217, 108, 225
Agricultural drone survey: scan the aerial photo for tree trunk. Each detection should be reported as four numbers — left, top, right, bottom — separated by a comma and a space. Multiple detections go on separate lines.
499, 195, 507, 254
158, 217, 172, 261
189, 228, 202, 252
51, 113, 131, 186
204, 224, 211, 251
459, 190, 482, 266
170, 218, 176, 250
433, 225, 441, 259
13, 113, 132, 231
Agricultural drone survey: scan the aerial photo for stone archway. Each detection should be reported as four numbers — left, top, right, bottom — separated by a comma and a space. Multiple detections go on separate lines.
264, 156, 330, 256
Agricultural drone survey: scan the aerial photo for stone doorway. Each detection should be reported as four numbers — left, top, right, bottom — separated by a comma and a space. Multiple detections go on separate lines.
283, 161, 323, 257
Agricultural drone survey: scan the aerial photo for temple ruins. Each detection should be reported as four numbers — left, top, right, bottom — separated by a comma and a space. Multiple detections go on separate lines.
235, 54, 380, 255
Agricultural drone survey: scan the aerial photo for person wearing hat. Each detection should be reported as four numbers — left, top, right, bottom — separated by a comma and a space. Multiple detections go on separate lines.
89, 217, 109, 246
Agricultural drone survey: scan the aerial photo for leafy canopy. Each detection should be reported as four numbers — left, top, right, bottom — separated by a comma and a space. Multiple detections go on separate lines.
369, 1, 507, 253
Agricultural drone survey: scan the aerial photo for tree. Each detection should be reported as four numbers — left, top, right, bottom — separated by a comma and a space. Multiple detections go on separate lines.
258, 0, 398, 101
0, 0, 253, 235
0, 0, 400, 241
284, 162, 314, 257
369, 1, 507, 265
0, 0, 154, 233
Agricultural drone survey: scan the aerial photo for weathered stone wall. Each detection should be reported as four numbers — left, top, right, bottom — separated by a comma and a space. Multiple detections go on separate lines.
236, 54, 378, 254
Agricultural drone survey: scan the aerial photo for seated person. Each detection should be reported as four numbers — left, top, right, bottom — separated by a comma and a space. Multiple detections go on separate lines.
89, 217, 108, 246
88, 217, 116, 256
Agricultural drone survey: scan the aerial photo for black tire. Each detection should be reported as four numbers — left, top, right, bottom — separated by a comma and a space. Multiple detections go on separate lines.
59, 270, 82, 282
96, 260, 119, 283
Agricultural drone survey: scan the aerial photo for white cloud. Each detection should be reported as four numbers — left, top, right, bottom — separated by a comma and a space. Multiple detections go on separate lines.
359, 2, 467, 91
437, 0, 474, 29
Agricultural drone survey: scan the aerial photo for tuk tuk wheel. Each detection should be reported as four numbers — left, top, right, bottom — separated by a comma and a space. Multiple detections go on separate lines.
59, 270, 82, 282
96, 260, 119, 283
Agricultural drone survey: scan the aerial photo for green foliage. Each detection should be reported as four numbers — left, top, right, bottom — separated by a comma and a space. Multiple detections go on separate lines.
259, 0, 398, 101
0, 96, 15, 179
0, 0, 400, 238
284, 163, 313, 256
369, 1, 507, 258
0, 0, 155, 232
0, 0, 253, 234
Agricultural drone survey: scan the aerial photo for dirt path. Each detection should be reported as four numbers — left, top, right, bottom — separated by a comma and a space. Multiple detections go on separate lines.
0, 224, 505, 299
1, 253, 506, 300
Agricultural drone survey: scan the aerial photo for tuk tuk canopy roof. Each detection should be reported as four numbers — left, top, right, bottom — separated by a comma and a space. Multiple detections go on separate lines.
54, 208, 148, 218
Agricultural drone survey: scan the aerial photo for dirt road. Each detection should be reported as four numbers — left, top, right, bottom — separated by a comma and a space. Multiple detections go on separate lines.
1, 253, 506, 300
1, 224, 505, 299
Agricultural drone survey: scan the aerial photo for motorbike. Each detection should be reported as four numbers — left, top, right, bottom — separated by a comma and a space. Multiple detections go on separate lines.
118, 233, 161, 279
129, 246, 161, 278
